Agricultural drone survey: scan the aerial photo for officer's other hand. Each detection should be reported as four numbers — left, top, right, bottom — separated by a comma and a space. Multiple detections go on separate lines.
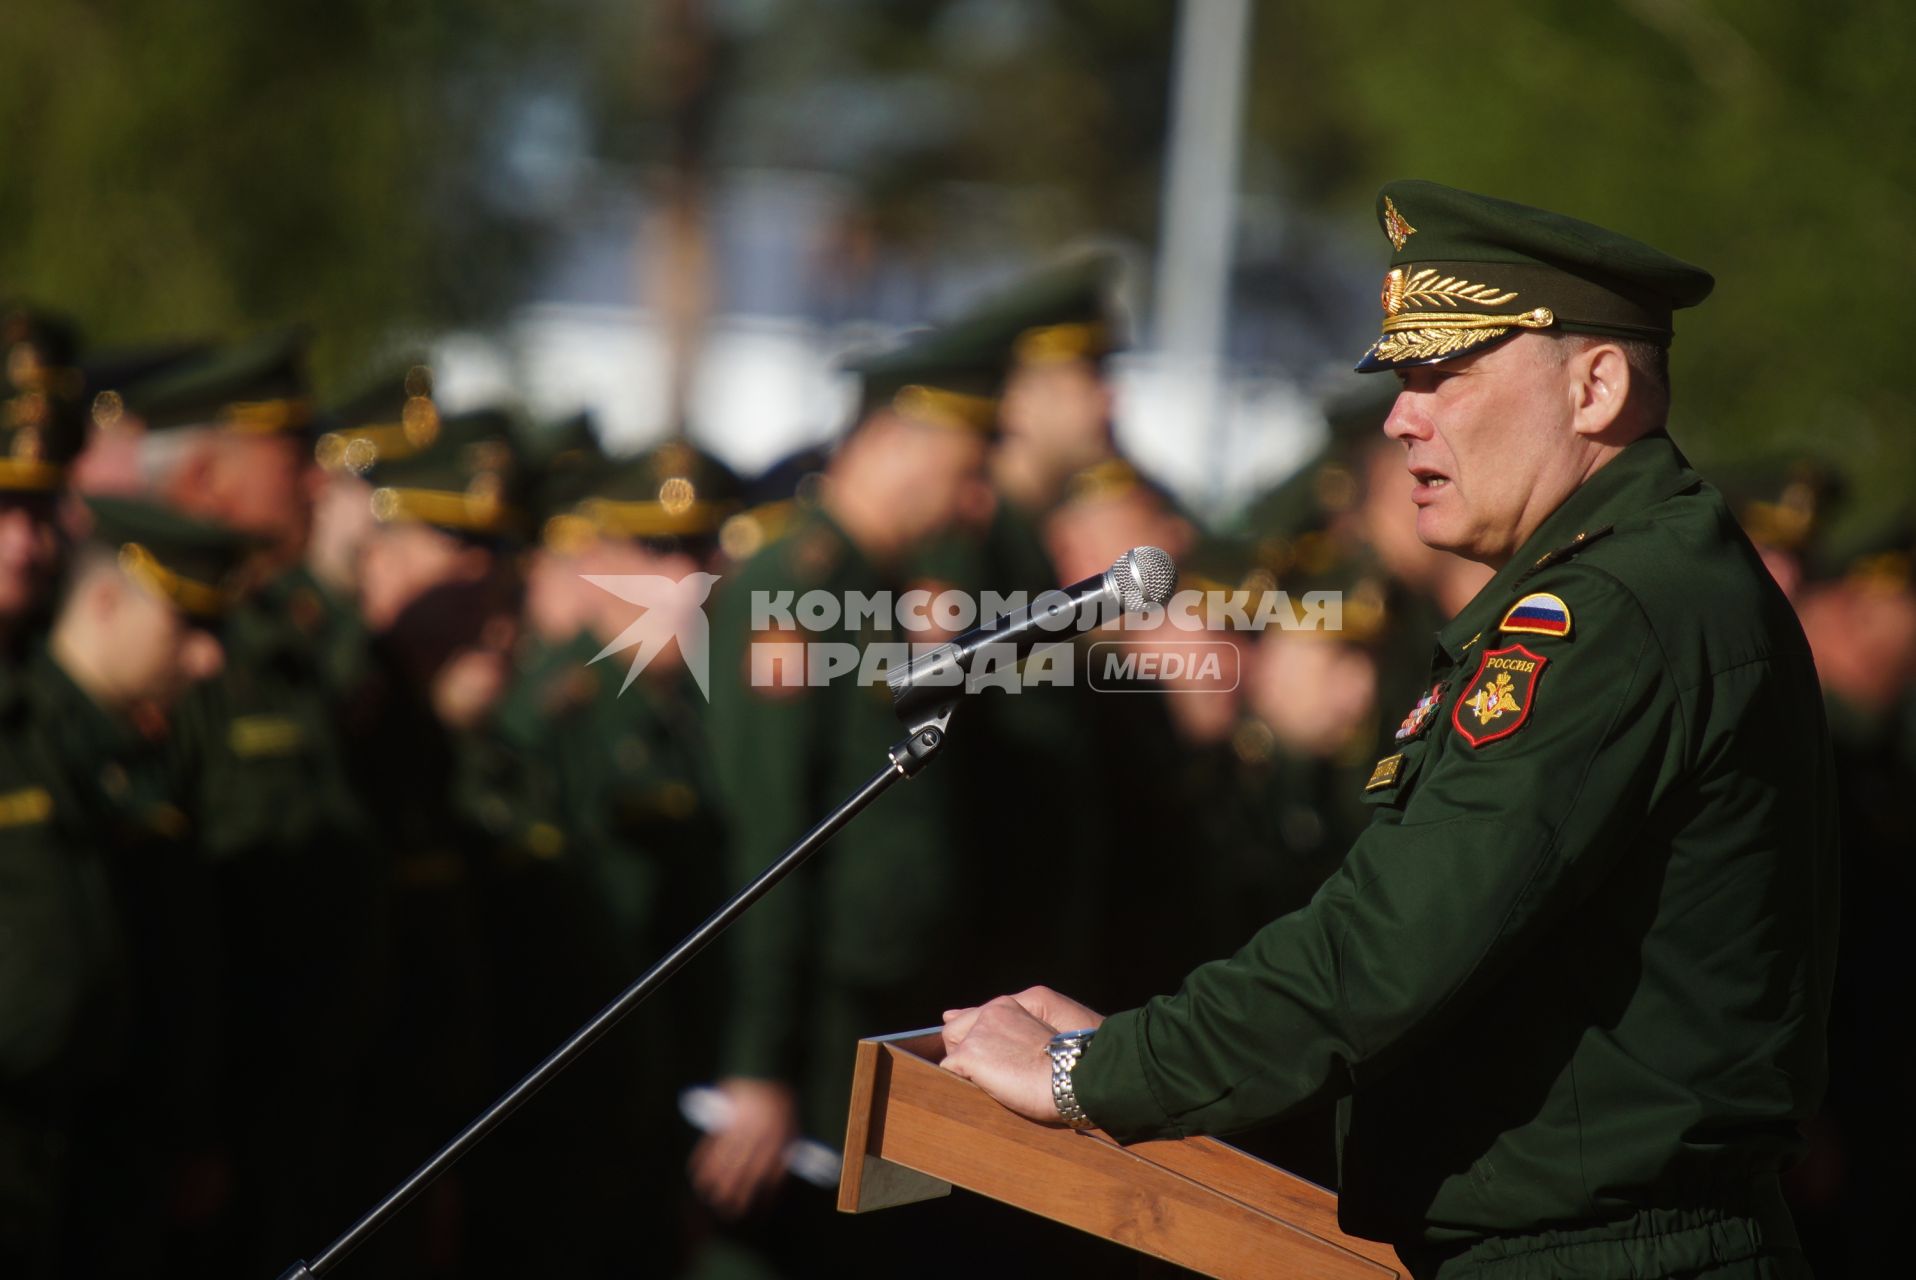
939, 993, 1071, 1124
688, 1077, 798, 1219
1004, 984, 1104, 1033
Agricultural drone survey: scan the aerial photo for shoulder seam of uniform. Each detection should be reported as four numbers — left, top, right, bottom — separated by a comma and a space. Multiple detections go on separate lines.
1544, 560, 1692, 749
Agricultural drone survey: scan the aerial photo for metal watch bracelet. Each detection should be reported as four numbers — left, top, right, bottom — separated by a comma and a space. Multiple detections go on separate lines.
1048, 1028, 1098, 1130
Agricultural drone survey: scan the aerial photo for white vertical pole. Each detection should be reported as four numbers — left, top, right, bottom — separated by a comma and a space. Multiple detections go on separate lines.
1153, 0, 1252, 506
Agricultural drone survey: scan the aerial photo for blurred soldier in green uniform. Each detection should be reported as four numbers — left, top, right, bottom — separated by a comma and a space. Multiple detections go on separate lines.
1207, 538, 1390, 960
0, 308, 87, 647
1243, 375, 1491, 750
945, 182, 1835, 1280
342, 406, 531, 1276
691, 325, 999, 1273
1792, 524, 1916, 1274
511, 434, 740, 982
0, 495, 249, 1277
1024, 457, 1214, 1010
491, 432, 744, 1276
120, 331, 386, 1272
975, 253, 1136, 554
304, 361, 450, 707
348, 405, 675, 1276
1715, 457, 1844, 606
908, 260, 1171, 1018
0, 329, 90, 1271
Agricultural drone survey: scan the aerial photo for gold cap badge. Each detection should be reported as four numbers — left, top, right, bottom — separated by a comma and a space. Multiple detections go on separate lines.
1382, 196, 1417, 251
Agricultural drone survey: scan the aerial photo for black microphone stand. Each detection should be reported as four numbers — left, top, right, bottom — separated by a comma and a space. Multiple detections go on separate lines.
277, 698, 959, 1280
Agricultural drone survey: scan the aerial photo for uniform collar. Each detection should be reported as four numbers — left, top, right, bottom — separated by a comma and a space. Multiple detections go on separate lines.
1438, 432, 1699, 661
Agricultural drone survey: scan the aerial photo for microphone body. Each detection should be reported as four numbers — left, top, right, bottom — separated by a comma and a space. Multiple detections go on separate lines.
888, 546, 1176, 721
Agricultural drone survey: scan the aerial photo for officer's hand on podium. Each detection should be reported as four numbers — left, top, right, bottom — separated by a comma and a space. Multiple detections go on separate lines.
939, 987, 1104, 1125
688, 1077, 798, 1219
1003, 984, 1105, 1033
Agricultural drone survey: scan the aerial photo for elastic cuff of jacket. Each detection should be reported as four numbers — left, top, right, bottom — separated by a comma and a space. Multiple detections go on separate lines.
1070, 1007, 1176, 1141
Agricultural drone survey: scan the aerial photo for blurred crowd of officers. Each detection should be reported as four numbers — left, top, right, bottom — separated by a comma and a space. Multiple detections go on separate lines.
0, 252, 1909, 1279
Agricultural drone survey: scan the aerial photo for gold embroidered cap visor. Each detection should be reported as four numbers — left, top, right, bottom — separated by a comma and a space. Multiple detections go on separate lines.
1354, 180, 1715, 373
370, 485, 522, 537
83, 495, 258, 620
360, 408, 529, 541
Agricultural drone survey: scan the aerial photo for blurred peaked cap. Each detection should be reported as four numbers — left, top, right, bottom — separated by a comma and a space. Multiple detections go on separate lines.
544, 438, 744, 551
127, 328, 316, 436
844, 321, 1008, 435
362, 406, 529, 539
521, 410, 610, 523
82, 494, 259, 619
1814, 515, 1915, 589
944, 251, 1126, 367
1179, 531, 1258, 598
2, 304, 90, 481
534, 410, 605, 468
1356, 179, 1715, 372
316, 360, 441, 473
1059, 456, 1171, 509
1713, 455, 1848, 554
721, 444, 831, 562
79, 339, 216, 430
1254, 525, 1391, 645
1241, 445, 1367, 543
747, 444, 831, 509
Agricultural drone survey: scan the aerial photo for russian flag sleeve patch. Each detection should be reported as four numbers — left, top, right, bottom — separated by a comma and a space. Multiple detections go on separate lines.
1499, 592, 1571, 639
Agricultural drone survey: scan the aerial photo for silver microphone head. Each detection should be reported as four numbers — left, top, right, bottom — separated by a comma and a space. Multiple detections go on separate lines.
1110, 546, 1177, 613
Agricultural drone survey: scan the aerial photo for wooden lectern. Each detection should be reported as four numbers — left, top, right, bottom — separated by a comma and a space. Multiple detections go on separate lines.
839, 1030, 1404, 1279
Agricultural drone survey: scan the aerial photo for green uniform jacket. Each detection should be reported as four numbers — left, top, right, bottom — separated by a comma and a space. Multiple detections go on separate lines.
0, 643, 216, 1275
707, 510, 969, 1136
167, 567, 387, 1271
1075, 434, 1837, 1272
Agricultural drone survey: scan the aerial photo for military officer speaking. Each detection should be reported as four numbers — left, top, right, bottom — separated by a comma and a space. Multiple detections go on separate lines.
940, 182, 1837, 1279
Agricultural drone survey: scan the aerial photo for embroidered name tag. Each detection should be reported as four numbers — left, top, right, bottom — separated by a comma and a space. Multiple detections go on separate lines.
1366, 753, 1406, 791
0, 786, 53, 827
228, 715, 305, 758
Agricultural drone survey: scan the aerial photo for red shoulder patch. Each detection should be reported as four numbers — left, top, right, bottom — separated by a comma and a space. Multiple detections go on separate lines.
1450, 643, 1548, 748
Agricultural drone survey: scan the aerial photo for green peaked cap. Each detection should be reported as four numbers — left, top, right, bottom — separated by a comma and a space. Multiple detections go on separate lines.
942, 251, 1125, 367
542, 437, 744, 550
1356, 180, 1715, 372
315, 361, 440, 474
363, 406, 530, 539
1713, 455, 1846, 555
523, 410, 610, 525
843, 320, 1011, 435
84, 495, 258, 618
126, 328, 314, 435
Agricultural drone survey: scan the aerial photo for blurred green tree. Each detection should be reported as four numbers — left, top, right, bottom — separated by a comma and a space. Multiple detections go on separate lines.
0, 0, 590, 383
7, 0, 1906, 518
1245, 0, 1916, 518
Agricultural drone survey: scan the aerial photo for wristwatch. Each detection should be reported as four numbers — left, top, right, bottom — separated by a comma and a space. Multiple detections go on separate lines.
1047, 1028, 1098, 1130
